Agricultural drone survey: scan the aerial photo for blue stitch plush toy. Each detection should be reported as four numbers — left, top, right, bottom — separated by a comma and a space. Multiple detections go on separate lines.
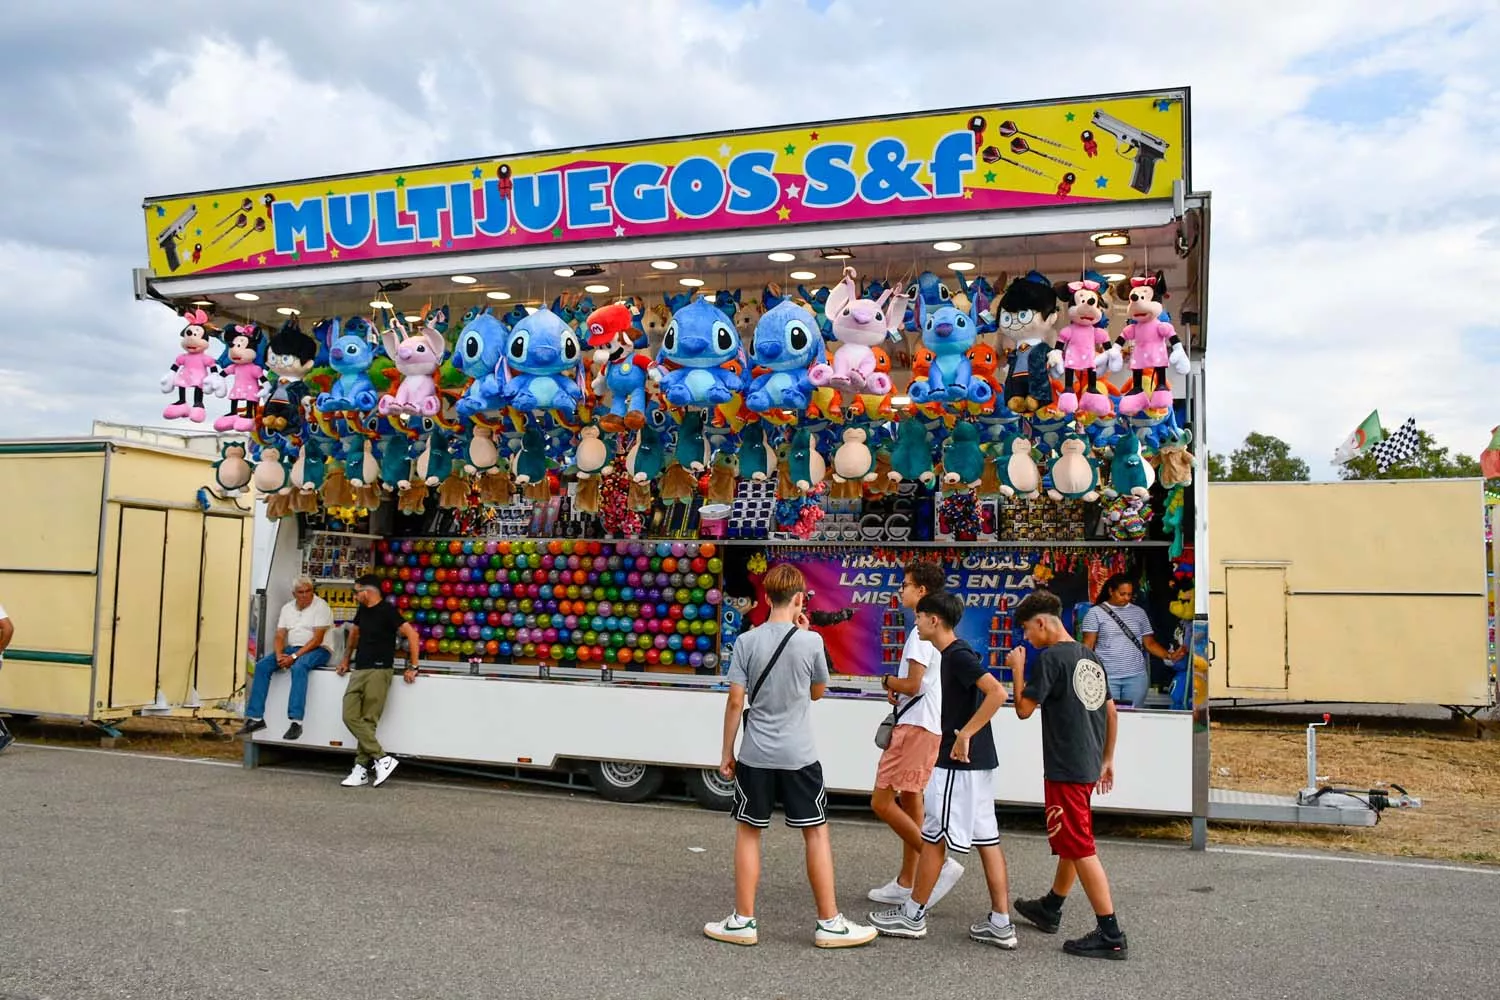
745, 299, 823, 413
315, 318, 381, 414
453, 309, 510, 421
652, 298, 746, 409
907, 293, 992, 406
497, 308, 584, 413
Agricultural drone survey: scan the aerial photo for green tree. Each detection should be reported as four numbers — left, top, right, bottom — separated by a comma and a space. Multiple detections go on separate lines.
1338, 426, 1481, 480
1211, 432, 1310, 482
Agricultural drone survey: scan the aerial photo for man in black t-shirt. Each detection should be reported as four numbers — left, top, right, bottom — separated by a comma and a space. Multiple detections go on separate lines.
337, 574, 420, 789
870, 592, 1017, 949
1010, 589, 1127, 961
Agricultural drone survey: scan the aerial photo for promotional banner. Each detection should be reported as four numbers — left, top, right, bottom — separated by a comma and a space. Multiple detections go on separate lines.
737, 546, 1132, 677
142, 90, 1188, 279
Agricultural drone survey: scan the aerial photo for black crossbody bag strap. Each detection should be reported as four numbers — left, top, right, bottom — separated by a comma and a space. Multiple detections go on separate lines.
1098, 603, 1148, 655
892, 692, 924, 722
744, 628, 798, 724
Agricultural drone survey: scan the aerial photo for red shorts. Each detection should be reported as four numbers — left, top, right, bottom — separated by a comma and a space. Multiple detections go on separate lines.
1043, 780, 1097, 860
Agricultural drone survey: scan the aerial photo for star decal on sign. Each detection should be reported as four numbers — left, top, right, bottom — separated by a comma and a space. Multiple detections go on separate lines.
551, 227, 564, 238
444, 240, 453, 248
509, 226, 518, 235
809, 131, 819, 141
1095, 176, 1109, 189
471, 166, 483, 179
962, 190, 973, 199
291, 252, 300, 261
257, 255, 267, 265
330, 248, 341, 258
673, 210, 686, 221
195, 228, 202, 236
395, 176, 406, 187
776, 206, 791, 221
326, 190, 335, 197
785, 182, 802, 199
155, 206, 165, 217
1065, 111, 1076, 122
784, 143, 796, 155
983, 170, 997, 184
1155, 99, 1173, 112
614, 225, 626, 237
431, 240, 442, 248
718, 143, 732, 158
212, 201, 219, 210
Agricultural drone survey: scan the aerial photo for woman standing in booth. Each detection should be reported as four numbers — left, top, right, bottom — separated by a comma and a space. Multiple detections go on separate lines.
1079, 575, 1183, 709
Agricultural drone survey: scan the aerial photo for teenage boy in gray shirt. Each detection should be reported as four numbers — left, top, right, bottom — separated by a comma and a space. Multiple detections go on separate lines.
704, 563, 877, 951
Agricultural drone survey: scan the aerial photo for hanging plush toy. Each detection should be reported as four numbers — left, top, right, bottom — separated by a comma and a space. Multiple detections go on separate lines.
734, 295, 764, 339
652, 298, 746, 408
941, 421, 986, 489
498, 308, 584, 413
160, 308, 222, 423
252, 445, 291, 495
625, 417, 670, 483
453, 309, 510, 421
907, 293, 992, 406
1106, 432, 1156, 498
738, 420, 777, 482
903, 271, 952, 332
512, 425, 552, 486
1157, 427, 1195, 488
997, 272, 1062, 414
832, 426, 878, 483
315, 318, 380, 415
573, 425, 614, 479
786, 426, 826, 492
889, 419, 936, 485
1481, 426, 1500, 481
213, 441, 253, 495
1115, 271, 1190, 416
214, 323, 266, 433
1054, 279, 1115, 417
745, 299, 823, 413
260, 319, 319, 434
586, 302, 651, 432
809, 267, 905, 393
378, 315, 447, 417
1047, 433, 1102, 502
998, 433, 1041, 499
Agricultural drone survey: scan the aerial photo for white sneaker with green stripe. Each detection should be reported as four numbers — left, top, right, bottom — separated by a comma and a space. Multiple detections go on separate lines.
704, 912, 758, 946
814, 913, 878, 949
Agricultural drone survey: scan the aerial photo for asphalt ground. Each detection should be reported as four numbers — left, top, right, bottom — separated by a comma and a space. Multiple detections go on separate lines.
2, 743, 1498, 1000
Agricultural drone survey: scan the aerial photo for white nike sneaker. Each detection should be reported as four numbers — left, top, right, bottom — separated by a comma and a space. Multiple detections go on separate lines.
704, 912, 758, 946
926, 858, 965, 909
868, 878, 913, 905
340, 764, 370, 787
372, 755, 399, 787
814, 913, 878, 949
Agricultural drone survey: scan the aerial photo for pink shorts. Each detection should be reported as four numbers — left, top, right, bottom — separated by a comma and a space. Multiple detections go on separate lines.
875, 725, 941, 794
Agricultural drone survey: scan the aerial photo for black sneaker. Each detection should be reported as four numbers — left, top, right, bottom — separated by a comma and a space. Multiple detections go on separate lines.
236, 718, 266, 737
283, 722, 303, 740
1013, 897, 1061, 934
1064, 927, 1128, 961
0, 730, 14, 753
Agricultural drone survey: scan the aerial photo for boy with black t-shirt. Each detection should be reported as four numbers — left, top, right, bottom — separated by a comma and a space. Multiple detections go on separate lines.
1009, 589, 1128, 961
870, 592, 1017, 949
337, 575, 421, 789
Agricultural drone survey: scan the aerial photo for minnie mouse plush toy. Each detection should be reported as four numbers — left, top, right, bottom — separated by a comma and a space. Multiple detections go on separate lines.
160, 308, 223, 423
1114, 271, 1191, 416
216, 323, 266, 432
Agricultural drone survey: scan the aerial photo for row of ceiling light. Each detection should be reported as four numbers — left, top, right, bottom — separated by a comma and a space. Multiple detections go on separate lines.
195, 233, 1139, 316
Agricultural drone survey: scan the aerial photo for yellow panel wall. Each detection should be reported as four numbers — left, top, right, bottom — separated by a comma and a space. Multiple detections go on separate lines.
1209, 480, 1490, 705
0, 453, 104, 572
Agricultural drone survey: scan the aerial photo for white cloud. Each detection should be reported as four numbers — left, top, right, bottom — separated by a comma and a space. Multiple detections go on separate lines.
0, 0, 1497, 476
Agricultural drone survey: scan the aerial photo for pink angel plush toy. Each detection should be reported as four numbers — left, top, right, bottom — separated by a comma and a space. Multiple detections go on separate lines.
1054, 279, 1114, 417
377, 316, 446, 417
808, 266, 906, 393
215, 323, 266, 432
1114, 271, 1191, 415
160, 308, 223, 423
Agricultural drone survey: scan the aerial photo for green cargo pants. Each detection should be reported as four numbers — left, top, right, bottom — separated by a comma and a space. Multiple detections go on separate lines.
342, 668, 393, 766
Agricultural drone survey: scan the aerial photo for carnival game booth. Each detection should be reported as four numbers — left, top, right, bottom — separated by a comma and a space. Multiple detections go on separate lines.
135, 88, 1214, 829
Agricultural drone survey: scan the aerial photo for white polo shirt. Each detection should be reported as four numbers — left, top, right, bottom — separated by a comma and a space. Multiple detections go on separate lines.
896, 627, 943, 736
277, 597, 335, 653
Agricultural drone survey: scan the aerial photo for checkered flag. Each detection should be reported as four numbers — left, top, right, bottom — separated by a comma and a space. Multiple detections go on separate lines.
1371, 417, 1419, 472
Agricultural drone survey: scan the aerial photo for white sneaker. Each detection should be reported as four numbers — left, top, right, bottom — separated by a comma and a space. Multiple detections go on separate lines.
868, 878, 913, 904
814, 913, 878, 949
704, 912, 758, 946
340, 764, 370, 787
372, 755, 399, 787
926, 858, 965, 909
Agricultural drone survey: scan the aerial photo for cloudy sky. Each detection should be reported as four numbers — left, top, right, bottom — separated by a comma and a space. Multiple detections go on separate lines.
2, 0, 1496, 478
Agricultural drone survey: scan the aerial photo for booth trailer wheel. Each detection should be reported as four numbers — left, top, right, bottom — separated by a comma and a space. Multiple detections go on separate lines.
686, 767, 736, 811
585, 760, 666, 803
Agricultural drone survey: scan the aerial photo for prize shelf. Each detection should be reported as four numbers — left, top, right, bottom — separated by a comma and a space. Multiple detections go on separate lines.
380, 536, 1169, 549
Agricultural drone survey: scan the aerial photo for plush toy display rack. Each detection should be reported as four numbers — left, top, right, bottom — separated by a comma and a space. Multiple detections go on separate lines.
138, 88, 1226, 830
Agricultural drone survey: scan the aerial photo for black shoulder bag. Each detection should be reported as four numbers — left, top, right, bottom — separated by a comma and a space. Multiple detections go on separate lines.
741, 627, 798, 735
